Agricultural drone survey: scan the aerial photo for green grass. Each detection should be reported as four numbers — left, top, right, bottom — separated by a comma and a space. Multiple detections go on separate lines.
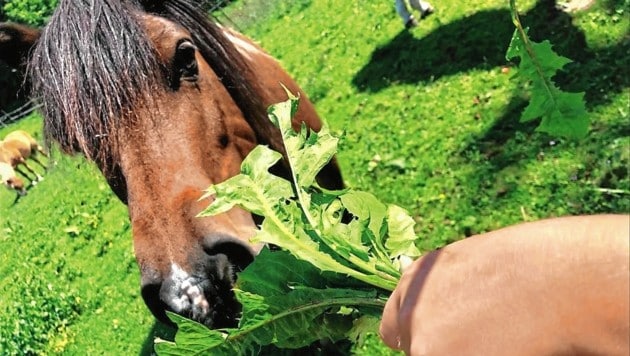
225, 0, 628, 245
1, 0, 628, 354
0, 114, 175, 355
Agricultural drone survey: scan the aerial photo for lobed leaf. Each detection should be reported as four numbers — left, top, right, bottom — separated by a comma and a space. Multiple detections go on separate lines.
162, 95, 422, 354
154, 313, 227, 355
506, 28, 589, 139
385, 205, 422, 259
199, 145, 294, 218
155, 250, 387, 354
290, 126, 340, 188
340, 191, 387, 240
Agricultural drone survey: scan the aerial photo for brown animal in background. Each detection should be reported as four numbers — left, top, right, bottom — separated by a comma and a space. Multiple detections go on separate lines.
0, 161, 26, 198
0, 23, 40, 110
2, 129, 48, 170
0, 137, 43, 185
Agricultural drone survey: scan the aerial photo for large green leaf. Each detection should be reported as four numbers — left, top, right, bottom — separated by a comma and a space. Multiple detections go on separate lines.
161, 95, 423, 354
154, 313, 227, 355
199, 145, 293, 218
506, 28, 589, 139
385, 205, 422, 259
201, 97, 403, 291
154, 250, 387, 354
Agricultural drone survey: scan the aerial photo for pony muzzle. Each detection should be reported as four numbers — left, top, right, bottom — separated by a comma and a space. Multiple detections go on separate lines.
140, 236, 255, 328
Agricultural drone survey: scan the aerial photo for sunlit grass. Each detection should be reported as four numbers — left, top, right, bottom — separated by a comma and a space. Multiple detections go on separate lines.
0, 0, 627, 354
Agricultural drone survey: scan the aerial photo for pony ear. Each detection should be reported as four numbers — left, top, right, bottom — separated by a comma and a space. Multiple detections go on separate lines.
0, 22, 41, 68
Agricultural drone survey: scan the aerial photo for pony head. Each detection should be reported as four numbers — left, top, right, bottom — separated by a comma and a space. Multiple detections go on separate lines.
17, 0, 343, 328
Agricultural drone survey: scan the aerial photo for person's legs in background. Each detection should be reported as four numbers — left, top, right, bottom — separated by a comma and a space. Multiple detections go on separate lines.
395, 0, 434, 29
409, 0, 434, 16
395, 0, 417, 28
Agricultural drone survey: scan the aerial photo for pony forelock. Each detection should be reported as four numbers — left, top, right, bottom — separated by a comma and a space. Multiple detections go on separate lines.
28, 0, 162, 173
28, 0, 282, 175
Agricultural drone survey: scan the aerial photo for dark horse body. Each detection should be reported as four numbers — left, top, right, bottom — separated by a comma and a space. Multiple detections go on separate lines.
1, 0, 343, 328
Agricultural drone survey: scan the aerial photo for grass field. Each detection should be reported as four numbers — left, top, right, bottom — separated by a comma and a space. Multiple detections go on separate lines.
0, 0, 628, 354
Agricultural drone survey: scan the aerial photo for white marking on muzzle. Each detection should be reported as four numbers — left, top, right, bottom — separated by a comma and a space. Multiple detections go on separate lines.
170, 264, 210, 315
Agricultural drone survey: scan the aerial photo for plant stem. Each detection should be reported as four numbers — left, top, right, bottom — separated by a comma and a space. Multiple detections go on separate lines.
227, 296, 388, 343
509, 0, 558, 107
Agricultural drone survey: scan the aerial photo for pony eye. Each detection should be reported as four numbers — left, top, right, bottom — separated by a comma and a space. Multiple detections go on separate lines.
172, 39, 198, 85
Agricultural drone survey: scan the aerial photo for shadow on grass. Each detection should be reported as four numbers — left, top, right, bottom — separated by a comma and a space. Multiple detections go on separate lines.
353, 8, 512, 91
354, 0, 628, 173
465, 0, 629, 173
139, 321, 176, 356
353, 0, 629, 108
354, 0, 628, 231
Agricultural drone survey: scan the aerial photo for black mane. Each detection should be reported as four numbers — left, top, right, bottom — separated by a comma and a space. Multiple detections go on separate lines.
28, 0, 278, 175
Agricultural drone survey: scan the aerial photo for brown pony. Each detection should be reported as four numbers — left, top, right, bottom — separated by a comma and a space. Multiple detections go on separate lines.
1, 0, 344, 328
0, 138, 44, 184
0, 161, 26, 197
2, 130, 49, 171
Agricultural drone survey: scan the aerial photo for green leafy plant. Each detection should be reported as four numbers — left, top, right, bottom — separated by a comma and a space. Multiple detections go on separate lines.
506, 0, 590, 139
154, 94, 422, 354
2, 0, 58, 26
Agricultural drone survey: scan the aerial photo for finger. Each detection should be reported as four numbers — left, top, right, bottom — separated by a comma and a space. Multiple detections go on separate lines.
379, 288, 403, 349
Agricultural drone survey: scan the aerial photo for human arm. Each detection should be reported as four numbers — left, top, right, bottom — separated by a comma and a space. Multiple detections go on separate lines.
380, 215, 630, 355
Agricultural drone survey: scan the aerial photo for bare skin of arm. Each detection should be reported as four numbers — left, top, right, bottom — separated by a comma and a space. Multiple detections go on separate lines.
380, 214, 630, 356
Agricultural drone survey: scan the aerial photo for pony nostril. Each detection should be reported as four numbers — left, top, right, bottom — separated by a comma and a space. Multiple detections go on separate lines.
143, 260, 243, 329
141, 282, 171, 325
138, 238, 254, 328
203, 237, 255, 274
